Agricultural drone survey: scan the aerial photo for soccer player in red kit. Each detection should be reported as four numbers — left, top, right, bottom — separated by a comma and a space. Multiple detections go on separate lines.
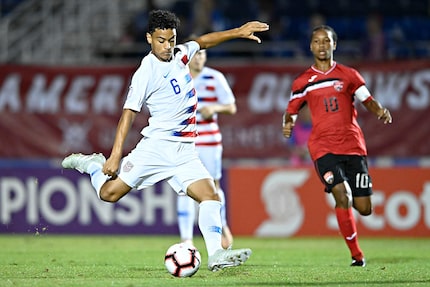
282, 25, 392, 267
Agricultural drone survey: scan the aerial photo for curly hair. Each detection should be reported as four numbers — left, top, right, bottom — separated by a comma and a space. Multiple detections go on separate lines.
148, 10, 180, 34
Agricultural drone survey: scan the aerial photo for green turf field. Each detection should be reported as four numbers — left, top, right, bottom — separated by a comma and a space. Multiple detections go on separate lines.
0, 235, 429, 287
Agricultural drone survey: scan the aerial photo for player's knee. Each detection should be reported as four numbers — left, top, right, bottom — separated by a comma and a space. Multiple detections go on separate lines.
353, 197, 373, 216
359, 207, 372, 216
333, 193, 351, 208
192, 188, 218, 202
187, 179, 218, 202
100, 188, 121, 202
332, 184, 352, 208
197, 191, 218, 202
336, 197, 350, 208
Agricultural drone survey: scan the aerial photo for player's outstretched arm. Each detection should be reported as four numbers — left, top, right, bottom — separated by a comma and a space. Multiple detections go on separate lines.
195, 21, 269, 49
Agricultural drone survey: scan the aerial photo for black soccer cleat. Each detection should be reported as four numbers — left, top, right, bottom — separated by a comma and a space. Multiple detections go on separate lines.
351, 257, 366, 267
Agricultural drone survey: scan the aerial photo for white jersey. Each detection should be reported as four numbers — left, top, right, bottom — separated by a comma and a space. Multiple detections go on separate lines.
123, 41, 200, 142
194, 66, 235, 146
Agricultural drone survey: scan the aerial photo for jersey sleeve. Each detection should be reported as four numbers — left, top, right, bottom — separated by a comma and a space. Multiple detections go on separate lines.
286, 78, 307, 115
349, 67, 366, 96
123, 59, 150, 112
174, 41, 200, 67
354, 85, 373, 102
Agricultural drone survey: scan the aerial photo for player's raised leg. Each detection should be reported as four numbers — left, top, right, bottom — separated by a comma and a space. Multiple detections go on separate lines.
62, 153, 110, 199
62, 153, 106, 174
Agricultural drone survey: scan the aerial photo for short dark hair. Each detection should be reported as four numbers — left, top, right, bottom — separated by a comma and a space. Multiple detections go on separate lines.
147, 10, 180, 34
312, 25, 338, 43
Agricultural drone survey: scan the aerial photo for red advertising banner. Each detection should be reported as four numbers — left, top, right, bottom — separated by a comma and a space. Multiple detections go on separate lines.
0, 64, 143, 158
227, 166, 430, 237
0, 60, 429, 158
215, 60, 430, 159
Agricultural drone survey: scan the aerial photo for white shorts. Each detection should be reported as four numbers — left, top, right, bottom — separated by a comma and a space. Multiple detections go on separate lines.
196, 145, 222, 180
118, 138, 212, 194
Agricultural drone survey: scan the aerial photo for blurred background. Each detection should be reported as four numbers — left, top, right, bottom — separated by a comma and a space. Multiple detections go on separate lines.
0, 0, 429, 237
1, 0, 429, 64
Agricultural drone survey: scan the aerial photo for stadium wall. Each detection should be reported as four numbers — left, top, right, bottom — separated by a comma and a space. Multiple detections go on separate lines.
0, 60, 429, 159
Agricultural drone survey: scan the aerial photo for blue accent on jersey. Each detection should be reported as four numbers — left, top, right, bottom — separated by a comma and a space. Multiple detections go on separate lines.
186, 88, 195, 98
172, 131, 196, 137
180, 117, 193, 125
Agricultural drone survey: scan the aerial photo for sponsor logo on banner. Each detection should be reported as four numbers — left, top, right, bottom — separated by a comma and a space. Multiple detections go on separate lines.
255, 170, 308, 237
0, 167, 179, 234
228, 167, 430, 237
1, 165, 430, 236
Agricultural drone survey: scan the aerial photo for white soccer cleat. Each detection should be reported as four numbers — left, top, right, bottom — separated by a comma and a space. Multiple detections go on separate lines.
207, 248, 252, 272
61, 153, 106, 174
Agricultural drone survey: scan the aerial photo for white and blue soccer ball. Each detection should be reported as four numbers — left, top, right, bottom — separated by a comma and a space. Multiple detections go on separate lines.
164, 242, 201, 277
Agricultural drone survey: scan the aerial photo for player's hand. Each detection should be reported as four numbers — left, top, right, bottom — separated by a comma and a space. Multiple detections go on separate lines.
283, 121, 295, 138
103, 156, 120, 177
238, 21, 269, 43
378, 108, 392, 124
198, 106, 215, 119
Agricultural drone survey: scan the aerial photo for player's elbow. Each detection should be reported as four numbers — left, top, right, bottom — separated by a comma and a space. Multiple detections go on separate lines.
358, 207, 373, 216
229, 105, 237, 115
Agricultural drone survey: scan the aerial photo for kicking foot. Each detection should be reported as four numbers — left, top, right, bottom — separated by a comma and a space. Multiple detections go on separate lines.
62, 153, 106, 174
208, 248, 252, 272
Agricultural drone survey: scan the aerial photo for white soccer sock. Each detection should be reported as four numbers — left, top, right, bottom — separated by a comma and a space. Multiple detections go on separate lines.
198, 200, 223, 256
177, 195, 196, 242
87, 162, 109, 199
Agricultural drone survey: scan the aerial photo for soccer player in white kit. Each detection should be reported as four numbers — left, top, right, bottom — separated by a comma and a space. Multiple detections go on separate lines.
177, 46, 236, 249
62, 10, 269, 271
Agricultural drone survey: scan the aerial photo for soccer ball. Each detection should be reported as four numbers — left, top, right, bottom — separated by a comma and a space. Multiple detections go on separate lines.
164, 242, 201, 277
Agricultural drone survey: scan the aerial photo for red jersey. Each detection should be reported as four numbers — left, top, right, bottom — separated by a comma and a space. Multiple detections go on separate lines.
286, 62, 371, 161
